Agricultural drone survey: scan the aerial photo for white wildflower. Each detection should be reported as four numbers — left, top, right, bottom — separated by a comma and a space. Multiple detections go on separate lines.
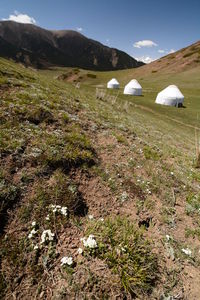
77, 247, 83, 254
50, 204, 61, 213
61, 256, 73, 266
166, 235, 170, 241
170, 172, 174, 176
50, 204, 68, 216
46, 214, 50, 221
41, 230, 54, 244
60, 207, 68, 216
34, 245, 39, 250
99, 218, 104, 222
121, 191, 128, 202
82, 235, 97, 249
32, 221, 36, 227
88, 214, 94, 220
182, 248, 192, 256
28, 228, 37, 239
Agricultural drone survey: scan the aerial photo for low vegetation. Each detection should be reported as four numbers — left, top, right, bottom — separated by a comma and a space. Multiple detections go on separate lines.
85, 217, 158, 297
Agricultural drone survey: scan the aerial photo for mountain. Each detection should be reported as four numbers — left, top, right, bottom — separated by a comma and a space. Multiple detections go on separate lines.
0, 21, 144, 70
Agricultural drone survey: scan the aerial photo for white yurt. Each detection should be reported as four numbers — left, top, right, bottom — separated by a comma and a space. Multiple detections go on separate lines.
155, 85, 184, 107
107, 78, 120, 89
124, 79, 142, 96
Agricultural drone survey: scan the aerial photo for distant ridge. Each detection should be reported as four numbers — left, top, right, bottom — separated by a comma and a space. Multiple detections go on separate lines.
136, 40, 200, 75
0, 21, 144, 70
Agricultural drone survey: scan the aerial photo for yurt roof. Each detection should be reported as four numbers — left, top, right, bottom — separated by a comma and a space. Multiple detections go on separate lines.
125, 79, 142, 89
107, 78, 119, 85
158, 85, 184, 99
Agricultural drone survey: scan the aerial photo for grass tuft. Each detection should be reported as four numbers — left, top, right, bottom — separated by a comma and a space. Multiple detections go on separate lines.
85, 217, 158, 297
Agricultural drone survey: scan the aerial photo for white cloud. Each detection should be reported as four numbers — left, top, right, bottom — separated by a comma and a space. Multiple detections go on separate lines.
135, 56, 156, 64
3, 11, 36, 24
76, 27, 83, 32
168, 49, 175, 54
158, 49, 165, 53
133, 40, 158, 48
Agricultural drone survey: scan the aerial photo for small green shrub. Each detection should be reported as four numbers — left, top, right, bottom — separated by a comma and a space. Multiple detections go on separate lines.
186, 193, 200, 215
185, 227, 200, 240
113, 132, 128, 145
143, 145, 161, 161
19, 169, 88, 223
86, 73, 97, 79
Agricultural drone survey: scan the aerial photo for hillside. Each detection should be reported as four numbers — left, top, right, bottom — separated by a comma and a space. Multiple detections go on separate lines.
133, 40, 200, 75
1, 57, 200, 299
0, 21, 144, 70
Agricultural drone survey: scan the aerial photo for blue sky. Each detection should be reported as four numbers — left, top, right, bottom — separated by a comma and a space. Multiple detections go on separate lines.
0, 0, 200, 63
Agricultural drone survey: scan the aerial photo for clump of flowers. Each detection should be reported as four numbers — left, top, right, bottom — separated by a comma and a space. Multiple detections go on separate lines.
77, 247, 83, 254
60, 207, 68, 216
50, 204, 61, 213
88, 214, 94, 220
61, 256, 73, 266
28, 228, 37, 239
81, 234, 97, 249
121, 191, 129, 203
41, 229, 54, 244
182, 248, 192, 256
49, 204, 68, 216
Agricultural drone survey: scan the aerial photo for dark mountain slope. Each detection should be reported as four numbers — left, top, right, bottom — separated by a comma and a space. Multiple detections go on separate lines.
0, 21, 144, 70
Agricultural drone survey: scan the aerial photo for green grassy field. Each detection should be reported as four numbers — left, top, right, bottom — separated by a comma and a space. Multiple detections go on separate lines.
92, 66, 200, 134
1, 57, 200, 299
39, 65, 200, 179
